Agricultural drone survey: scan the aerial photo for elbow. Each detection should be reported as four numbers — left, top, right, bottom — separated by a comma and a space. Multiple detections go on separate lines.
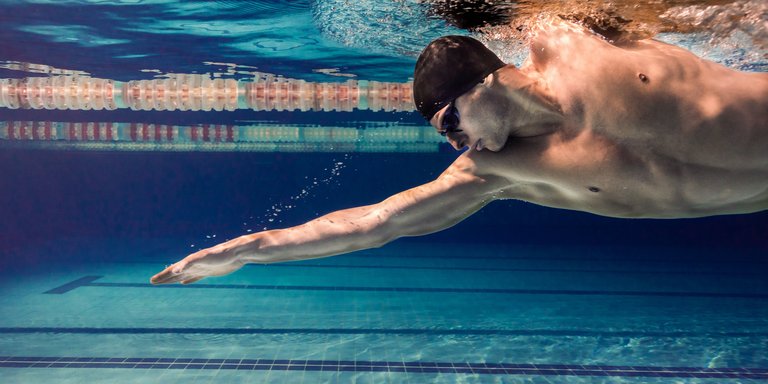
368, 237, 390, 249
333, 225, 393, 254
359, 208, 398, 249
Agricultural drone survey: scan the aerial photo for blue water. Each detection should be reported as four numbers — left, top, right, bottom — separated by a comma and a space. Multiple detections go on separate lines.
1, 1, 767, 383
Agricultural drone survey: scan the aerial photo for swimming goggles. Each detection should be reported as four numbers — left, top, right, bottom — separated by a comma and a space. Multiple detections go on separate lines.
438, 100, 462, 137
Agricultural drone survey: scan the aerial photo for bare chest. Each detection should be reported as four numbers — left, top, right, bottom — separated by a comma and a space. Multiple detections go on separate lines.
489, 132, 768, 218
535, 38, 768, 170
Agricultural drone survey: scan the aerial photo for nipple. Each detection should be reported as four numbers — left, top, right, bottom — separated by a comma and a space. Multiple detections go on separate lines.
638, 73, 649, 84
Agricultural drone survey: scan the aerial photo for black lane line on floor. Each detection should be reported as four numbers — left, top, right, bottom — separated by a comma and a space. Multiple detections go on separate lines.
43, 276, 103, 294
344, 252, 768, 264
1, 327, 767, 339
103, 261, 766, 277
44, 276, 768, 299
0, 356, 766, 379
254, 263, 763, 277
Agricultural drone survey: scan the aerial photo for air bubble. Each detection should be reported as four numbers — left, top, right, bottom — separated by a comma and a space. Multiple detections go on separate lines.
246, 158, 349, 235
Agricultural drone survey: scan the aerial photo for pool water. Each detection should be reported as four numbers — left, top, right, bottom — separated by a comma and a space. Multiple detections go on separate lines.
1, 1, 767, 383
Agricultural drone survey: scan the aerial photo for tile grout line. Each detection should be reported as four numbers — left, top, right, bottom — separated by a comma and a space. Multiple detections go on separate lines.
0, 356, 766, 379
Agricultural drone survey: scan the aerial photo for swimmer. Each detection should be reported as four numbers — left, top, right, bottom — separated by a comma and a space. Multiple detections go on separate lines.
151, 19, 767, 285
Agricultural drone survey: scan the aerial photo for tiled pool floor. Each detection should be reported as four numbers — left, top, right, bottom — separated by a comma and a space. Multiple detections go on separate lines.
1, 239, 766, 383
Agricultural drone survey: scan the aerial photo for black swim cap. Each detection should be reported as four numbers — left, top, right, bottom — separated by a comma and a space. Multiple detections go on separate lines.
413, 35, 505, 121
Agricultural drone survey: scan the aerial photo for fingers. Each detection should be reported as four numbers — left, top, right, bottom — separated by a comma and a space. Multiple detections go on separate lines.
150, 261, 189, 285
154, 272, 188, 285
151, 268, 205, 285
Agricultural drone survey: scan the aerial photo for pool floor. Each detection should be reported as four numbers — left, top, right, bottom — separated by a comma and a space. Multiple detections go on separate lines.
0, 238, 766, 383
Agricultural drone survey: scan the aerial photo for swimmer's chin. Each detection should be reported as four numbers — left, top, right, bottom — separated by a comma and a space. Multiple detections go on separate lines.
472, 139, 503, 152
471, 139, 486, 152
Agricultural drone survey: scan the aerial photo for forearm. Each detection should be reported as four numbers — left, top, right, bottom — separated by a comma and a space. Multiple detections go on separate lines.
235, 204, 392, 264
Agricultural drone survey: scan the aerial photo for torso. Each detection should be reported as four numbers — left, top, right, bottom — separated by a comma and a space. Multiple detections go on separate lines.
470, 21, 768, 218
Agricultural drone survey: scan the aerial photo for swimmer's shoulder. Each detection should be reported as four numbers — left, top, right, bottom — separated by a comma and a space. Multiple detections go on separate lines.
462, 136, 552, 181
528, 18, 617, 70
447, 148, 510, 183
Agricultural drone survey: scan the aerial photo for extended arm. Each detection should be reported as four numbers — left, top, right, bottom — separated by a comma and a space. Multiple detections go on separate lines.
150, 155, 507, 284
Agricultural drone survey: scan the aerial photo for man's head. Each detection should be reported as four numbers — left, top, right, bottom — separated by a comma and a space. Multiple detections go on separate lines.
415, 36, 562, 152
413, 35, 505, 122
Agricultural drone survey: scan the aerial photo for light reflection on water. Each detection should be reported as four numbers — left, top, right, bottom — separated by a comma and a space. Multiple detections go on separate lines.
316, 0, 766, 70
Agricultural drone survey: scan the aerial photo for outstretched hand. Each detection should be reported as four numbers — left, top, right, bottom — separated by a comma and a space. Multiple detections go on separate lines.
150, 241, 248, 285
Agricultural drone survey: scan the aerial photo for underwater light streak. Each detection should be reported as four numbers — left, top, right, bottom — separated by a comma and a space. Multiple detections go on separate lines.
0, 73, 414, 113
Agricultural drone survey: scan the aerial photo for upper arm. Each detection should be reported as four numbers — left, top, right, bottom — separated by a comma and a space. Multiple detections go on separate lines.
374, 154, 508, 238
